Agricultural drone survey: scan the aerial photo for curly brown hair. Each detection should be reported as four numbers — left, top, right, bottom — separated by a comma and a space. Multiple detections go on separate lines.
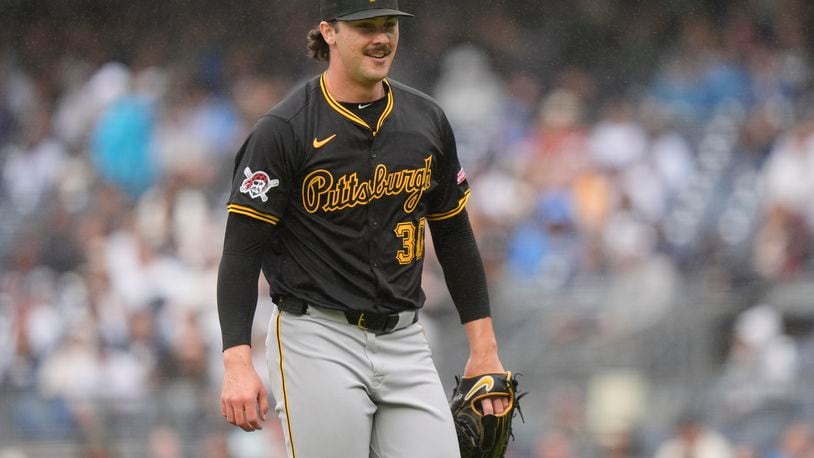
306, 23, 334, 62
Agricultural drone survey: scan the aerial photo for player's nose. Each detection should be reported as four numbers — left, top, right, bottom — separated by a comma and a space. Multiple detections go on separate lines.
370, 27, 391, 44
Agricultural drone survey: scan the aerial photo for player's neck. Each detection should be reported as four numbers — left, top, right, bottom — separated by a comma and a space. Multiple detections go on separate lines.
324, 67, 385, 103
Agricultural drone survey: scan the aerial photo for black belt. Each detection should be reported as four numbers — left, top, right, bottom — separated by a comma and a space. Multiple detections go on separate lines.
275, 296, 418, 334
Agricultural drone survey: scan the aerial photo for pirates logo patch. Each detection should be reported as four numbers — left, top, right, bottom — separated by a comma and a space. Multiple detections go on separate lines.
240, 167, 279, 202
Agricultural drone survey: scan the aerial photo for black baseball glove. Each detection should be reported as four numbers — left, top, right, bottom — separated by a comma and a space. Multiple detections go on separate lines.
450, 371, 524, 458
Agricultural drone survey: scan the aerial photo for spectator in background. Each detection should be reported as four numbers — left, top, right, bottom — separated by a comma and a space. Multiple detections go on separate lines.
465, 161, 535, 281
766, 422, 814, 458
653, 411, 734, 458
649, 14, 751, 127
434, 44, 505, 170
1, 107, 67, 215
534, 430, 578, 458
89, 65, 157, 199
598, 193, 679, 337
587, 99, 648, 174
760, 115, 814, 218
506, 189, 582, 288
149, 426, 184, 458
153, 76, 240, 182
755, 114, 814, 280
716, 304, 799, 451
637, 98, 697, 219
499, 71, 542, 156
753, 205, 811, 281
521, 88, 588, 191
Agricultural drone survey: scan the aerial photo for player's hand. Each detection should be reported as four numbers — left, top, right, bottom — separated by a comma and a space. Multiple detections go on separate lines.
463, 352, 511, 416
221, 345, 269, 432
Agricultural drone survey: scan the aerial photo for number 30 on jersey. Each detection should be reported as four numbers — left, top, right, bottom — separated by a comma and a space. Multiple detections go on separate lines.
394, 218, 426, 264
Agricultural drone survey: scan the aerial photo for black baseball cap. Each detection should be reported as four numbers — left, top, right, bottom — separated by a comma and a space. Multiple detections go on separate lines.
321, 0, 414, 21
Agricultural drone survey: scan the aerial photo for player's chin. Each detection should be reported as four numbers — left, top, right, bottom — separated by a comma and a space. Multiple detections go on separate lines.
362, 60, 393, 81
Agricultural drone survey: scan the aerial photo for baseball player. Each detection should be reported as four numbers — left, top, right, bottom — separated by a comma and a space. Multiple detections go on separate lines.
217, 1, 508, 456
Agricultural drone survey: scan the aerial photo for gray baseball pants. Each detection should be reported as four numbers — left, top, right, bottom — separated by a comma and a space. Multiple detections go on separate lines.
266, 305, 461, 458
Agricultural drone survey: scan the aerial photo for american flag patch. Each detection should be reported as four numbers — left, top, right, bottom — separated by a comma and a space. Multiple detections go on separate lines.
456, 168, 467, 184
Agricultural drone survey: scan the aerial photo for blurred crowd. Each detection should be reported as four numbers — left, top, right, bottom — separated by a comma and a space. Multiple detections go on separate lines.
2, 0, 814, 456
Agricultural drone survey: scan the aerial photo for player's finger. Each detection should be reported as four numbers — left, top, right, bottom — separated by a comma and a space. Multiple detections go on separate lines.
258, 389, 270, 421
221, 399, 227, 417
224, 402, 236, 425
480, 398, 495, 416
493, 397, 505, 416
244, 401, 263, 431
233, 403, 251, 431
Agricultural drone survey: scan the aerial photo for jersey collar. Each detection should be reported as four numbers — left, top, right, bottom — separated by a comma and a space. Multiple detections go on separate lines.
319, 72, 394, 136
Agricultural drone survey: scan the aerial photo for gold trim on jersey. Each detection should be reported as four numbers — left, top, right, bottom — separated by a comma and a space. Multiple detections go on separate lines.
276, 312, 297, 458
319, 73, 394, 136
227, 203, 280, 225
426, 189, 471, 221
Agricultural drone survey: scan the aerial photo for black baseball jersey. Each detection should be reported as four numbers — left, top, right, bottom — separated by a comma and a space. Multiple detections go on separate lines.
227, 73, 469, 315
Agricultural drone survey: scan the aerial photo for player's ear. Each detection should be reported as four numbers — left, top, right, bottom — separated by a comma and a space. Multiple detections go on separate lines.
320, 20, 338, 45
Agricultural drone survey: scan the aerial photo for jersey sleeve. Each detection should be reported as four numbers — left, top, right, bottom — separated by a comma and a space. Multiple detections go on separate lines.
227, 115, 300, 225
427, 113, 471, 221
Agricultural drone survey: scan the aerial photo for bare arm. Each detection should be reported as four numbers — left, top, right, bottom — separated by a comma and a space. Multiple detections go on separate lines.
220, 345, 269, 431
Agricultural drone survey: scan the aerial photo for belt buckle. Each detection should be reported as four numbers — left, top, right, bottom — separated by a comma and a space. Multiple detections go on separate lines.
357, 313, 368, 331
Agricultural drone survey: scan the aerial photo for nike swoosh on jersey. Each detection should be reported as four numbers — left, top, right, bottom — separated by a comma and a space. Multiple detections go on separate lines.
312, 134, 337, 149
358, 103, 373, 109
464, 375, 495, 401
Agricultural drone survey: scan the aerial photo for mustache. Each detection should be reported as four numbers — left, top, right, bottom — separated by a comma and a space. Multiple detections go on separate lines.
364, 45, 392, 55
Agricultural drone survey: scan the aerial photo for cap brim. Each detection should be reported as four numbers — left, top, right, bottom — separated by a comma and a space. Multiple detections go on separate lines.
335, 8, 414, 20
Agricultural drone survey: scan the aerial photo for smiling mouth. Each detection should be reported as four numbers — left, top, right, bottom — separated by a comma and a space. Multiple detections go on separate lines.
364, 48, 391, 59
